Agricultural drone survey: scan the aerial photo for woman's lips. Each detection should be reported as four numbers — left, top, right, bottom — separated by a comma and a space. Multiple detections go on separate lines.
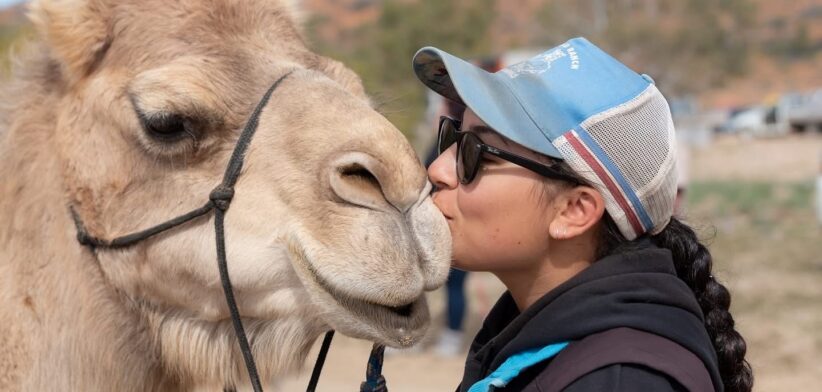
431, 195, 452, 220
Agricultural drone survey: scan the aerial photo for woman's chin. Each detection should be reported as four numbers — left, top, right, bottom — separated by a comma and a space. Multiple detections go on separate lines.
449, 259, 472, 272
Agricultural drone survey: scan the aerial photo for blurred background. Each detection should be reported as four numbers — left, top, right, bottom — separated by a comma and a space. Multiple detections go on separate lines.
2, 0, 820, 390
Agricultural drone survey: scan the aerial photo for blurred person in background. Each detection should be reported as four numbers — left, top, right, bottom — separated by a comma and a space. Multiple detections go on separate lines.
424, 57, 503, 358
817, 150, 822, 226
414, 38, 753, 391
675, 138, 690, 215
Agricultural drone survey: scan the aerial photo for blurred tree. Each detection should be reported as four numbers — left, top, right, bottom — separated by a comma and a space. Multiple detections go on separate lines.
765, 21, 818, 59
532, 0, 756, 96
307, 0, 495, 141
0, 22, 34, 77
307, 0, 759, 143
0, 25, 24, 75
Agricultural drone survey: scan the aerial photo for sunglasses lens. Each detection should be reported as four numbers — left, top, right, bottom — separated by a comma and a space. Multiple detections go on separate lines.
438, 118, 459, 154
458, 133, 482, 184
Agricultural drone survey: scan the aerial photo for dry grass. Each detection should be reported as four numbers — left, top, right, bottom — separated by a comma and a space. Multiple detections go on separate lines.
685, 180, 822, 391
684, 136, 822, 391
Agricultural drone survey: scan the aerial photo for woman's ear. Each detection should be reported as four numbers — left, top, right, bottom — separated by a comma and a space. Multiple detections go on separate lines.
549, 186, 605, 240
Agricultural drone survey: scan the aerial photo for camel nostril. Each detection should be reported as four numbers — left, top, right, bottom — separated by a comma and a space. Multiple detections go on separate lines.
328, 153, 393, 211
328, 151, 425, 213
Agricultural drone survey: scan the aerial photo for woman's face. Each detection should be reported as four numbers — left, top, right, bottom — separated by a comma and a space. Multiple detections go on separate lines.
428, 109, 557, 272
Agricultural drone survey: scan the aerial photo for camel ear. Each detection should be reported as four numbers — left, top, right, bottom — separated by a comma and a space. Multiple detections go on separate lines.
28, 0, 112, 79
280, 0, 306, 28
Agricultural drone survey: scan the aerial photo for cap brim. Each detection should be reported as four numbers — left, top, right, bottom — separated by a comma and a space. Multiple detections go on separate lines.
412, 47, 563, 159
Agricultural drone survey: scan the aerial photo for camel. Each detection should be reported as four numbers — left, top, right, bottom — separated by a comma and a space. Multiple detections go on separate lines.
0, 0, 452, 390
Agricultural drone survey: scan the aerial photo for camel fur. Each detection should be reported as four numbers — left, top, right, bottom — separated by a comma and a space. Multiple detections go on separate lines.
0, 1, 451, 390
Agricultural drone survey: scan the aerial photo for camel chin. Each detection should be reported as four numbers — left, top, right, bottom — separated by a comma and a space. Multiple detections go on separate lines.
293, 247, 433, 349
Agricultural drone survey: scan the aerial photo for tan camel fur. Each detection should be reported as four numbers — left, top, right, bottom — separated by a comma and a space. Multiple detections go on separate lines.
0, 0, 452, 390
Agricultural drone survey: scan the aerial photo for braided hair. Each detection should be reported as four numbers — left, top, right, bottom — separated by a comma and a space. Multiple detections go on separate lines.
600, 216, 753, 391
545, 162, 754, 392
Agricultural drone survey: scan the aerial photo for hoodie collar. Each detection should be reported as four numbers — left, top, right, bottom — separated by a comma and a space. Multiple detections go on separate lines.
461, 242, 721, 391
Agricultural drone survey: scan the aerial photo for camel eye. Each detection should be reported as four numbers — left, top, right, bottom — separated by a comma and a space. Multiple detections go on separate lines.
139, 112, 192, 142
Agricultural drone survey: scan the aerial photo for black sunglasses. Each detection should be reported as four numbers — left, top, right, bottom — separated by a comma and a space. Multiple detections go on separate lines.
437, 116, 580, 185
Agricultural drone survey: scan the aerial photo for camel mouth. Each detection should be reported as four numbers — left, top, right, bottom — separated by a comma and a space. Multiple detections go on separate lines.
298, 256, 430, 347
334, 291, 429, 347
314, 264, 428, 324
385, 302, 414, 317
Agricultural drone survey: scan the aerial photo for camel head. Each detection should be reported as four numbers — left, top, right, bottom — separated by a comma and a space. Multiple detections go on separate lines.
25, 0, 450, 381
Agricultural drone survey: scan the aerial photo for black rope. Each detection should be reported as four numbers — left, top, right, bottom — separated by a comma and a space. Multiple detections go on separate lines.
214, 207, 262, 392
68, 72, 296, 392
360, 344, 387, 392
306, 330, 335, 392
70, 203, 216, 249
205, 70, 294, 392
221, 72, 290, 188
69, 69, 392, 392
67, 70, 392, 391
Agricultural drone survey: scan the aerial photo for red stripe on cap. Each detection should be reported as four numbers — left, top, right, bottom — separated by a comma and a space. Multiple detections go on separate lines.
565, 132, 644, 236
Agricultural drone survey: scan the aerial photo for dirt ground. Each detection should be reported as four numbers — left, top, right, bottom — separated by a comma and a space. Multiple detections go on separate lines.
281, 134, 822, 392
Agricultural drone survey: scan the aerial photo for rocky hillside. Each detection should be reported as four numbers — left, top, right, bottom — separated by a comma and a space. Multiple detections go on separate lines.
302, 0, 821, 107
2, 0, 820, 108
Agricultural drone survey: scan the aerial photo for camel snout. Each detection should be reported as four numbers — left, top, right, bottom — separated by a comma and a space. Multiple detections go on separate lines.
408, 182, 453, 291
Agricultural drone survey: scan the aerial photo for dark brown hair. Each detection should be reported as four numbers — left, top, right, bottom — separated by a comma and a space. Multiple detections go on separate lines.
548, 163, 754, 392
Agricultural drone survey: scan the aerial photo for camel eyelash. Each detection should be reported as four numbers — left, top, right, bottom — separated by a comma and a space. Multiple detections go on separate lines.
129, 108, 203, 161
128, 93, 228, 163
135, 110, 196, 143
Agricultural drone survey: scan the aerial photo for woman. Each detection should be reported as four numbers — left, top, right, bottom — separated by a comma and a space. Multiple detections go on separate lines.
413, 38, 753, 391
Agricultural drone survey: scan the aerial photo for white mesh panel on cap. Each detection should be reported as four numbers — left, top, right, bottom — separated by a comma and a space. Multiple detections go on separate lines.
552, 85, 678, 240
553, 134, 641, 239
581, 86, 673, 191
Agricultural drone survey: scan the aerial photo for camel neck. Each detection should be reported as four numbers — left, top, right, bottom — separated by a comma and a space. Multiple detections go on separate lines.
0, 122, 177, 391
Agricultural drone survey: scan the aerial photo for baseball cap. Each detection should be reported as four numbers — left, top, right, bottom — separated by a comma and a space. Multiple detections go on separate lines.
412, 37, 678, 240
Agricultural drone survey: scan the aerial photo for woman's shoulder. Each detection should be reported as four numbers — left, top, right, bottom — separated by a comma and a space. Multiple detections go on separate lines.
561, 364, 688, 391
499, 327, 714, 392
498, 362, 686, 392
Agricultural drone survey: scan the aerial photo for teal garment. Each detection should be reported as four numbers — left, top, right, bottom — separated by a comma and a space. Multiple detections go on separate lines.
467, 342, 569, 392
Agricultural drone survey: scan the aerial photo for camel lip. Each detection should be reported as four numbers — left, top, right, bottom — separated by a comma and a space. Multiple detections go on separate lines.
321, 281, 430, 347
322, 279, 428, 330
299, 255, 429, 335
287, 239, 430, 345
385, 302, 414, 317
354, 296, 423, 322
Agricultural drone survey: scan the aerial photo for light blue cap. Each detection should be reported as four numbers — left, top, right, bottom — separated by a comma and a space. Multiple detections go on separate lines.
412, 37, 652, 159
413, 37, 680, 241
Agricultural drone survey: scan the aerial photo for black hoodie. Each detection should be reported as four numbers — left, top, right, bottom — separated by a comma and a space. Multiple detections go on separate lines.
457, 242, 722, 391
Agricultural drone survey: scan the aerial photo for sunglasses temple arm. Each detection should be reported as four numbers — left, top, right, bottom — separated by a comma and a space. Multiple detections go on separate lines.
481, 146, 578, 183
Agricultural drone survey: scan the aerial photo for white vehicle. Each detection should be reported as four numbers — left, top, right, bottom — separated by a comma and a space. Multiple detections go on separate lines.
786, 89, 822, 133
721, 106, 769, 134
717, 89, 822, 136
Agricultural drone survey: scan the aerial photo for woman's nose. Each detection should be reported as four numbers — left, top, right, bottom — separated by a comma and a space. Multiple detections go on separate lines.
428, 145, 459, 191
